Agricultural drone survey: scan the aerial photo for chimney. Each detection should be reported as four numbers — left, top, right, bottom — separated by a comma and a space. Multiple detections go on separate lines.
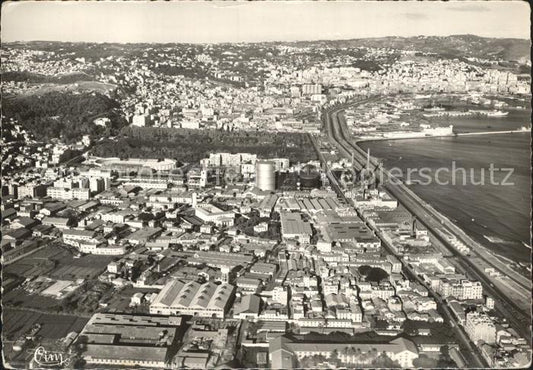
192, 192, 197, 208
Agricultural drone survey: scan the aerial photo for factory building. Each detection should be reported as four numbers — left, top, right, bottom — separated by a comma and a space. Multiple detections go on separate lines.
150, 279, 235, 318
78, 313, 182, 368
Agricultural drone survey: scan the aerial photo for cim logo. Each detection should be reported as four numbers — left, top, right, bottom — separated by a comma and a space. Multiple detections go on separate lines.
32, 346, 71, 368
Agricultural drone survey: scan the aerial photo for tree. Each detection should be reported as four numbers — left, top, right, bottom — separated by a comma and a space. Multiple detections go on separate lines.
2, 91, 127, 143
329, 349, 340, 366
413, 354, 438, 368
436, 346, 458, 368
366, 267, 389, 283
358, 265, 372, 276
298, 356, 313, 368
372, 352, 402, 368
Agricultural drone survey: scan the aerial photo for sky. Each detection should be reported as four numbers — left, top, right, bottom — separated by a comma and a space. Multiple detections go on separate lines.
1, 1, 530, 43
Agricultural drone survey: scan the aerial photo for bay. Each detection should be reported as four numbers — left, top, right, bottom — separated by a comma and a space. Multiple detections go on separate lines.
360, 118, 531, 263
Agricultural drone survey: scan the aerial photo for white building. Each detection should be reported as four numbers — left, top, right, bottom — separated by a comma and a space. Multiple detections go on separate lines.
269, 336, 418, 368
271, 286, 288, 305
47, 187, 90, 200
63, 229, 97, 245
194, 204, 235, 227
465, 311, 497, 344
79, 241, 125, 255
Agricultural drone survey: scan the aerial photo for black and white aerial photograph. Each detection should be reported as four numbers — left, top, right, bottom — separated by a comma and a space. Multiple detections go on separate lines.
1, 1, 531, 369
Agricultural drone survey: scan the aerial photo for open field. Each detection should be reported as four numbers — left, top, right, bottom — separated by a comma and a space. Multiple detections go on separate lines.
31, 244, 68, 258
3, 308, 89, 341
3, 260, 56, 279
2, 69, 118, 97
26, 80, 117, 97
4, 244, 114, 280
49, 265, 103, 280
3, 288, 62, 310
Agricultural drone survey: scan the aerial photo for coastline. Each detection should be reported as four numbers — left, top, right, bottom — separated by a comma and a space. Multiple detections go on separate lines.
328, 97, 532, 334
353, 128, 530, 144
355, 132, 531, 285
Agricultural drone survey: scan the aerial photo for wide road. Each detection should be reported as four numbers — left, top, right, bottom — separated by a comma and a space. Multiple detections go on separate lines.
313, 99, 486, 367
323, 98, 531, 344
336, 107, 530, 292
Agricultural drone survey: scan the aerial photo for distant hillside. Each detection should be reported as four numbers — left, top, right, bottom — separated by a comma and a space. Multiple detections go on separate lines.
4, 41, 151, 62
5, 35, 529, 63
1, 71, 95, 84
287, 35, 530, 62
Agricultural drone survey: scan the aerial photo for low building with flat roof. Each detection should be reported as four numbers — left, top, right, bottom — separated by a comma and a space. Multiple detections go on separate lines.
325, 221, 380, 249
277, 196, 342, 214
126, 227, 163, 245
250, 262, 277, 276
82, 344, 169, 368
194, 203, 235, 227
257, 320, 287, 333
233, 294, 262, 320
256, 194, 279, 217
280, 212, 313, 243
188, 250, 253, 269
97, 157, 177, 172
269, 335, 419, 368
78, 313, 181, 368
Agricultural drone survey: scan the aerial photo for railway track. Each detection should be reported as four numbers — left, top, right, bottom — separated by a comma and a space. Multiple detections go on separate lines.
323, 99, 531, 344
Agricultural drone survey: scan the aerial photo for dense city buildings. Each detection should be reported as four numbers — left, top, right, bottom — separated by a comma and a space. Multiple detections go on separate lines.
1, 4, 531, 369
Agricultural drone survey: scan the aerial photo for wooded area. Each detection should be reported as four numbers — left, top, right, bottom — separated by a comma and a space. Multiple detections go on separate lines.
91, 126, 317, 163
2, 91, 127, 142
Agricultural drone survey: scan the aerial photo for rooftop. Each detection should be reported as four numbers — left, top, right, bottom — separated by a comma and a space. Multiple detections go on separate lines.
280, 212, 312, 236
151, 279, 234, 311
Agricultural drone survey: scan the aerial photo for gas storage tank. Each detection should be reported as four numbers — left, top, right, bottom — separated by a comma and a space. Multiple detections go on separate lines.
256, 161, 276, 191
299, 164, 321, 189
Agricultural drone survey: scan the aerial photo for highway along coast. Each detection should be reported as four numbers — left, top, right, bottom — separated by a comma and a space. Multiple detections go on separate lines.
322, 97, 531, 344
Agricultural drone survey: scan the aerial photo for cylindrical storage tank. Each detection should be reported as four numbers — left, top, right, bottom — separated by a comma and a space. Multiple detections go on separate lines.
299, 165, 321, 189
256, 161, 276, 191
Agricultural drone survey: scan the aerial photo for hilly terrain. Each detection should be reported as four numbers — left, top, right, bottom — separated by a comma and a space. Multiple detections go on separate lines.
288, 35, 530, 62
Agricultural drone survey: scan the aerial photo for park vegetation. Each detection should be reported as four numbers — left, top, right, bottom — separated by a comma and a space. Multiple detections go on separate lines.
91, 126, 317, 163
358, 265, 389, 283
2, 91, 128, 143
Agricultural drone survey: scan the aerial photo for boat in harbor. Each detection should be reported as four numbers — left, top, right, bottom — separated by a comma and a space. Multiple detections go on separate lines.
486, 110, 509, 117
470, 109, 509, 117
423, 106, 446, 112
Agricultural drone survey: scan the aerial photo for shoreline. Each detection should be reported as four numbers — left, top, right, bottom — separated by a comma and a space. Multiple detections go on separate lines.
327, 96, 532, 345
354, 134, 531, 283
354, 128, 530, 144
